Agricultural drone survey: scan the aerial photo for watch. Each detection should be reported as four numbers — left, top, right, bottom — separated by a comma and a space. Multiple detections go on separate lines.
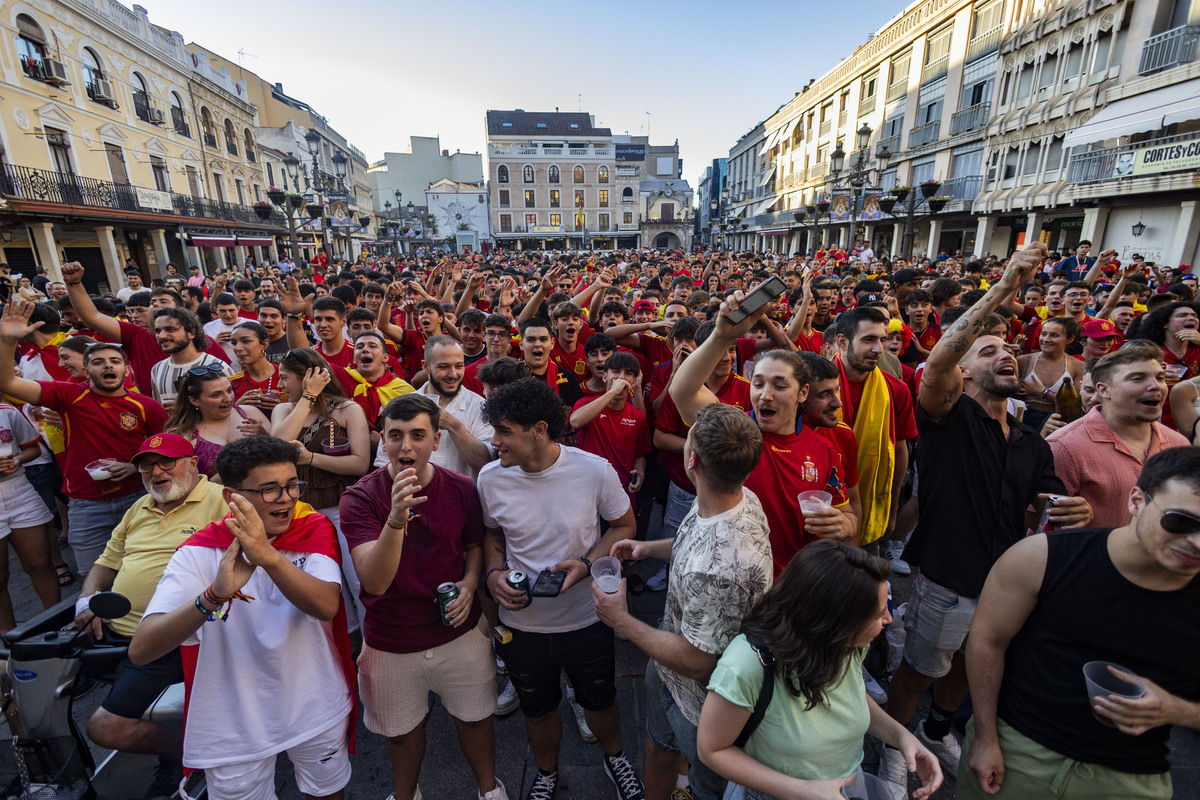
579, 555, 592, 573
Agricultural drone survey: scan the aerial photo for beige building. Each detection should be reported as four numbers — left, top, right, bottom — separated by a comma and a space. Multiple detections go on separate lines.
0, 0, 286, 290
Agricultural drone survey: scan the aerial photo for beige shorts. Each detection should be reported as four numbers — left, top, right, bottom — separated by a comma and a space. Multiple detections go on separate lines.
358, 618, 497, 737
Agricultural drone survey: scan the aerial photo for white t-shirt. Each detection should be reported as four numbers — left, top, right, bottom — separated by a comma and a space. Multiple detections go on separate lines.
144, 545, 352, 769
148, 352, 231, 406
203, 319, 241, 368
372, 385, 494, 478
117, 285, 143, 303
478, 446, 630, 634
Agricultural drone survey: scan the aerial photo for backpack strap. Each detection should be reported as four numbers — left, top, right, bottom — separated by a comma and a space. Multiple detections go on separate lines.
734, 632, 776, 748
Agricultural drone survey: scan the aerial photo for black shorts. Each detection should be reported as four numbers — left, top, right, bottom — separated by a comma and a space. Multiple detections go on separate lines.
100, 637, 184, 720
496, 620, 615, 718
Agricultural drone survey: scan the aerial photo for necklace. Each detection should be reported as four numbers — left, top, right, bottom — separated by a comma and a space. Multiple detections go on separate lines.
1111, 424, 1151, 461
200, 421, 231, 444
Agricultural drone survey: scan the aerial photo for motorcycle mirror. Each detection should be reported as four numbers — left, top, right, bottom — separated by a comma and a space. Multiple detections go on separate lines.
89, 592, 132, 620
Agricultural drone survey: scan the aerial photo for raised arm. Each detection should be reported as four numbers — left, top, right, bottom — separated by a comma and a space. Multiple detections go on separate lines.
279, 275, 313, 350
516, 266, 562, 326
61, 262, 122, 342
1080, 248, 1116, 287
1096, 261, 1140, 321
785, 276, 814, 343
0, 298, 46, 405
376, 293, 407, 345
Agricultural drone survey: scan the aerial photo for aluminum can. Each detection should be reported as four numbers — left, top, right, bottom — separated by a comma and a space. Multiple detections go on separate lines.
506, 571, 532, 608
437, 582, 460, 626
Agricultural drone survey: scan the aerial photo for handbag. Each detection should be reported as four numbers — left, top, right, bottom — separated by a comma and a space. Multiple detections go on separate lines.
734, 632, 776, 748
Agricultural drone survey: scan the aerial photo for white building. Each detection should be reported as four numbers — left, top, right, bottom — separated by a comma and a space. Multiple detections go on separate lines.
426, 178, 490, 253
368, 136, 484, 213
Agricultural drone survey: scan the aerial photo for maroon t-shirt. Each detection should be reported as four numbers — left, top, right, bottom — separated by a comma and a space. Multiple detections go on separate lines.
339, 464, 484, 653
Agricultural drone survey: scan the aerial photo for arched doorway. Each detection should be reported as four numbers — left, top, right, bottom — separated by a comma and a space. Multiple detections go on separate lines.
654, 232, 680, 249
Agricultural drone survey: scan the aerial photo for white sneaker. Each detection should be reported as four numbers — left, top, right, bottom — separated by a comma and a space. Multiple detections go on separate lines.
496, 653, 507, 674
385, 789, 422, 800
568, 695, 598, 743
916, 724, 961, 778
877, 746, 907, 800
480, 779, 509, 800
495, 679, 520, 716
885, 541, 912, 576
862, 666, 888, 704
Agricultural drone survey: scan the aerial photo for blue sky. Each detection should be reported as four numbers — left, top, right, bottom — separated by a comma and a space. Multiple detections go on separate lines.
146, 0, 905, 187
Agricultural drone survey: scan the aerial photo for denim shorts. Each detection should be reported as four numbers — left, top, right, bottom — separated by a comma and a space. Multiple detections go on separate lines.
902, 574, 978, 678
661, 481, 696, 540
644, 661, 726, 800
496, 620, 615, 718
67, 492, 145, 575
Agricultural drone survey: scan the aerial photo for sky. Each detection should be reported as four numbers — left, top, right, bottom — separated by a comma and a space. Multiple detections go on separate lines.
145, 0, 906, 188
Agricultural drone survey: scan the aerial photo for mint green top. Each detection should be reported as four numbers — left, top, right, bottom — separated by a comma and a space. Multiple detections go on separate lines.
707, 634, 868, 780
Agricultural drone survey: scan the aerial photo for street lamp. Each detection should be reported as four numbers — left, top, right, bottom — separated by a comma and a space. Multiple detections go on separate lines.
1132, 221, 1146, 237
825, 123, 886, 253
302, 129, 329, 261
272, 152, 303, 265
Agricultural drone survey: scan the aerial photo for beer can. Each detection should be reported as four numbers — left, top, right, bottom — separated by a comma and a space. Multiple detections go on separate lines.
506, 571, 532, 608
437, 582, 460, 626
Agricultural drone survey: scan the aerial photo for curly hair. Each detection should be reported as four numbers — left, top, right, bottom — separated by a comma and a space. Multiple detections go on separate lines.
215, 435, 299, 488
483, 377, 567, 439
742, 540, 890, 710
1137, 301, 1199, 347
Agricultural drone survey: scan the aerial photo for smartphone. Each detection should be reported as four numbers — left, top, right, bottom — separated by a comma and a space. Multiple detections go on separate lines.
726, 275, 787, 324
530, 569, 567, 597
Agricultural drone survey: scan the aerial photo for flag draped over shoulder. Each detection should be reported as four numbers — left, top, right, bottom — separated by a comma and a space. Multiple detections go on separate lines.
344, 368, 414, 425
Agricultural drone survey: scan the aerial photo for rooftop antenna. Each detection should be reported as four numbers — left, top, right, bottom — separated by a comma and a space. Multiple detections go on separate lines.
578, 93, 582, 112
646, 111, 652, 139
237, 48, 257, 69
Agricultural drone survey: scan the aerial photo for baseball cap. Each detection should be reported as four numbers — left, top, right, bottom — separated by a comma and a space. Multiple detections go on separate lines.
892, 268, 923, 285
132, 433, 195, 463
1082, 319, 1118, 339
858, 293, 885, 304
632, 299, 656, 313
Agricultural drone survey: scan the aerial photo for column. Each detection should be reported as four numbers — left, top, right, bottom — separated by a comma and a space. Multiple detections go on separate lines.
1023, 212, 1044, 248
268, 242, 279, 264
973, 216, 997, 258
233, 246, 247, 269
1167, 201, 1200, 268
185, 245, 202, 271
149, 229, 171, 277
892, 222, 904, 258
1080, 206, 1110, 248
926, 219, 943, 259
864, 224, 876, 252
29, 222, 62, 281
94, 225, 124, 291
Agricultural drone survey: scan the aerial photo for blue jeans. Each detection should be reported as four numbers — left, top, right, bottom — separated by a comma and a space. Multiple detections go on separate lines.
67, 492, 145, 575
645, 661, 726, 800
24, 462, 63, 527
661, 481, 696, 540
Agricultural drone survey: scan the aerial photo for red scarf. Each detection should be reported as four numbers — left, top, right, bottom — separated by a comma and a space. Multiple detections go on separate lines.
177, 504, 357, 754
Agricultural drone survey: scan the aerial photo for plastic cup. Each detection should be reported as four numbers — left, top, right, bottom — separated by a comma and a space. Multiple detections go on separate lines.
85, 460, 113, 481
840, 771, 890, 800
590, 555, 622, 594
1164, 364, 1187, 385
322, 436, 350, 456
1083, 661, 1145, 727
798, 490, 833, 516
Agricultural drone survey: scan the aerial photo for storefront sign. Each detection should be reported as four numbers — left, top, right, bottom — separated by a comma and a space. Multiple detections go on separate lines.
1114, 139, 1200, 178
136, 188, 173, 212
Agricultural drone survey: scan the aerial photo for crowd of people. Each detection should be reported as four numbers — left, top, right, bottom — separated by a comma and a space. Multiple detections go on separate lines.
1, 237, 1198, 800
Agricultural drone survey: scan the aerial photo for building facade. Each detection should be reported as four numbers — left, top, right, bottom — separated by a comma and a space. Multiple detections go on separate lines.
426, 178, 490, 253
367, 136, 484, 213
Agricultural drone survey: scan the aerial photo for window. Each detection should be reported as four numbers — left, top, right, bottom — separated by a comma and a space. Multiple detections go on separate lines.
1004, 147, 1019, 179
502, 121, 513, 128
213, 175, 226, 204
16, 15, 47, 79
525, 190, 535, 208
1045, 137, 1065, 174
598, 213, 609, 231
82, 47, 105, 101
536, 122, 548, 129
1091, 33, 1112, 74
598, 166, 609, 183
1016, 67, 1034, 106
45, 127, 73, 175
500, 213, 512, 232
1063, 47, 1084, 88
523, 165, 534, 183
926, 25, 954, 65
573, 166, 584, 183
622, 187, 633, 200
623, 212, 633, 224
599, 190, 608, 207
525, 213, 536, 227
151, 155, 170, 192
550, 189, 560, 207
569, 122, 580, 129
266, 162, 276, 187
499, 189, 510, 207
574, 189, 585, 208
910, 156, 936, 184
660, 203, 675, 221
1039, 54, 1058, 95
244, 129, 255, 161
170, 93, 189, 136
224, 119, 238, 155
973, 0, 1004, 38
132, 73, 151, 121
498, 165, 509, 183
549, 213, 561, 227
235, 179, 246, 205
1023, 143, 1042, 175
548, 165, 560, 183
889, 51, 911, 98
200, 108, 216, 147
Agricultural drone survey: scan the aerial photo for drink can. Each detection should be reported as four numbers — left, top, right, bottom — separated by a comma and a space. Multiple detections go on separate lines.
506, 571, 532, 608
436, 582, 459, 626
492, 624, 513, 644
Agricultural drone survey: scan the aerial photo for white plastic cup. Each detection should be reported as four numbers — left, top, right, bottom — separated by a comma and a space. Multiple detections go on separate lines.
798, 490, 833, 516
1164, 364, 1187, 384
322, 436, 350, 456
85, 460, 113, 481
590, 555, 622, 594
840, 770, 891, 799
1083, 661, 1145, 727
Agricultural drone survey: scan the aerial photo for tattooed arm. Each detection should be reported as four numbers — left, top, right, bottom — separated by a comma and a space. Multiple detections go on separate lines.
920, 242, 1048, 421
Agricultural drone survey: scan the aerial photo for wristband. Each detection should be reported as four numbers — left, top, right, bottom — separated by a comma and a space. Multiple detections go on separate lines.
385, 515, 407, 530
75, 593, 96, 618
486, 566, 505, 583
300, 393, 318, 404
579, 556, 592, 573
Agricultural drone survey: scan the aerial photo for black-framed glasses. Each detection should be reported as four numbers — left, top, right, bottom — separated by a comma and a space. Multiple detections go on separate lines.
233, 481, 308, 503
136, 457, 183, 474
1146, 494, 1200, 535
187, 362, 227, 379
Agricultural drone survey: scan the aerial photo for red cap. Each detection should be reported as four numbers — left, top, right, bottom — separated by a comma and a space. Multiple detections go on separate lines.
132, 433, 195, 463
632, 299, 656, 313
1082, 319, 1118, 339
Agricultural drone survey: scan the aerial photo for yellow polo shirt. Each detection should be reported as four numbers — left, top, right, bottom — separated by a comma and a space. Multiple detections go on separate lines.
94, 476, 227, 637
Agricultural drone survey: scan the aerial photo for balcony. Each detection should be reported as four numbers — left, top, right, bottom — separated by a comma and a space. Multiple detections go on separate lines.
1066, 130, 1200, 184
941, 175, 983, 201
923, 54, 950, 84
1138, 25, 1200, 75
170, 107, 189, 137
876, 134, 901, 157
203, 132, 218, 148
226, 142, 238, 157
967, 26, 1003, 62
908, 120, 941, 149
887, 80, 908, 103
819, 119, 832, 137
950, 102, 990, 135
133, 95, 152, 123
858, 95, 877, 116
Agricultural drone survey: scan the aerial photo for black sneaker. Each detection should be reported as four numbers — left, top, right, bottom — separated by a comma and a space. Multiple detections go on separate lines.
603, 751, 645, 800
143, 757, 183, 799
525, 770, 557, 800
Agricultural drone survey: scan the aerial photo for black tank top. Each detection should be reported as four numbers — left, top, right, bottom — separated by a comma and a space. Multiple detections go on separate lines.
998, 528, 1200, 774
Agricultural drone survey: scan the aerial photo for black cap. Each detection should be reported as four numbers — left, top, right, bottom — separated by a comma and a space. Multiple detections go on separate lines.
892, 268, 922, 285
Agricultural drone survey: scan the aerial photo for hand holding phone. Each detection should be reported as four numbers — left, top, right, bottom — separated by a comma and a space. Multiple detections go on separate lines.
531, 569, 567, 597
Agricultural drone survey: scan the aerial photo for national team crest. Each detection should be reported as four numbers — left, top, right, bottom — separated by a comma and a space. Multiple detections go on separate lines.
119, 412, 138, 431
149, 435, 163, 447
801, 457, 819, 484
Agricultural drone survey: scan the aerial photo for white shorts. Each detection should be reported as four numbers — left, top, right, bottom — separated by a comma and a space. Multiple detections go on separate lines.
0, 475, 54, 539
200, 717, 351, 800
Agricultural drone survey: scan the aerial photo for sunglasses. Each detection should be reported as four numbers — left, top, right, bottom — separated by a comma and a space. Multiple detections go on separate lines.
1146, 494, 1200, 535
188, 362, 227, 378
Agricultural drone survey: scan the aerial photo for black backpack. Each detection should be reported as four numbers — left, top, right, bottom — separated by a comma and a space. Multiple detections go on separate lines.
734, 632, 776, 748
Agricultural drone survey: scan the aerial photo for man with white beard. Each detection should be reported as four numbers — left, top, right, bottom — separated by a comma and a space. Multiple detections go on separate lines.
71, 433, 226, 798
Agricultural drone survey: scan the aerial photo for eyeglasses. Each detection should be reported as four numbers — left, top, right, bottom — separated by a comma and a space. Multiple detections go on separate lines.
483, 331, 508, 339
1146, 494, 1200, 535
188, 362, 227, 379
136, 457, 183, 474
233, 481, 308, 503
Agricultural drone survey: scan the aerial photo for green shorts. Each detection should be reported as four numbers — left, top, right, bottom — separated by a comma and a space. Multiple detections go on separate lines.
956, 718, 1172, 800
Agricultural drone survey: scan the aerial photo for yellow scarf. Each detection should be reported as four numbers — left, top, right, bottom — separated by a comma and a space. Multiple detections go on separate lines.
836, 357, 894, 545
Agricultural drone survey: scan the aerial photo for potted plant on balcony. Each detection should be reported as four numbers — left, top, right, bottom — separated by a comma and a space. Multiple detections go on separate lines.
891, 186, 911, 204
306, 202, 325, 219
793, 209, 808, 222
817, 199, 831, 214
266, 186, 286, 206
926, 195, 953, 213
253, 200, 274, 221
287, 193, 304, 209
359, 215, 372, 229
919, 179, 942, 198
878, 195, 899, 214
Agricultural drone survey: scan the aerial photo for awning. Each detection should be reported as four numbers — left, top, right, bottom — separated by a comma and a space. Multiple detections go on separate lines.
237, 236, 274, 247
1063, 78, 1200, 147
763, 127, 784, 150
780, 117, 800, 143
757, 164, 778, 187
760, 229, 789, 235
752, 199, 776, 216
189, 236, 236, 247
729, 204, 747, 218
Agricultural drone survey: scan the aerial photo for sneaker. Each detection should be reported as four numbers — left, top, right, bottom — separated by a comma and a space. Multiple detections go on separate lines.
917, 724, 961, 779
603, 750, 646, 800
885, 541, 912, 576
525, 770, 557, 800
862, 667, 888, 705
480, 779, 509, 800
383, 789, 422, 800
670, 786, 694, 800
496, 652, 507, 675
495, 679, 520, 716
569, 695, 598, 743
877, 745, 908, 800
142, 758, 182, 800
646, 564, 669, 592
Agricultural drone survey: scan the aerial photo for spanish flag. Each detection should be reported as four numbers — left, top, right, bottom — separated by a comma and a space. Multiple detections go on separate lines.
344, 368, 415, 426
575, 196, 585, 230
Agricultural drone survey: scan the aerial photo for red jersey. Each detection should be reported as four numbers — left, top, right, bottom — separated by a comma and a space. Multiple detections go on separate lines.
842, 370, 919, 444
116, 320, 168, 393
37, 381, 167, 500
230, 364, 281, 401
654, 374, 751, 492
745, 427, 849, 576
572, 398, 651, 497
551, 340, 590, 382
912, 323, 942, 352
815, 422, 860, 489
634, 333, 673, 370
317, 339, 354, 370
1163, 343, 1200, 378
794, 330, 823, 353
399, 329, 428, 379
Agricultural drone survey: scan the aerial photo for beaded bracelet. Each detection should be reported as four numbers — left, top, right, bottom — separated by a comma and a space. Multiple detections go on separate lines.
300, 393, 319, 404
194, 594, 229, 622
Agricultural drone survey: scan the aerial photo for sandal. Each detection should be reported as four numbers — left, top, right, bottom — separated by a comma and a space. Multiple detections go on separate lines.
55, 563, 75, 587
